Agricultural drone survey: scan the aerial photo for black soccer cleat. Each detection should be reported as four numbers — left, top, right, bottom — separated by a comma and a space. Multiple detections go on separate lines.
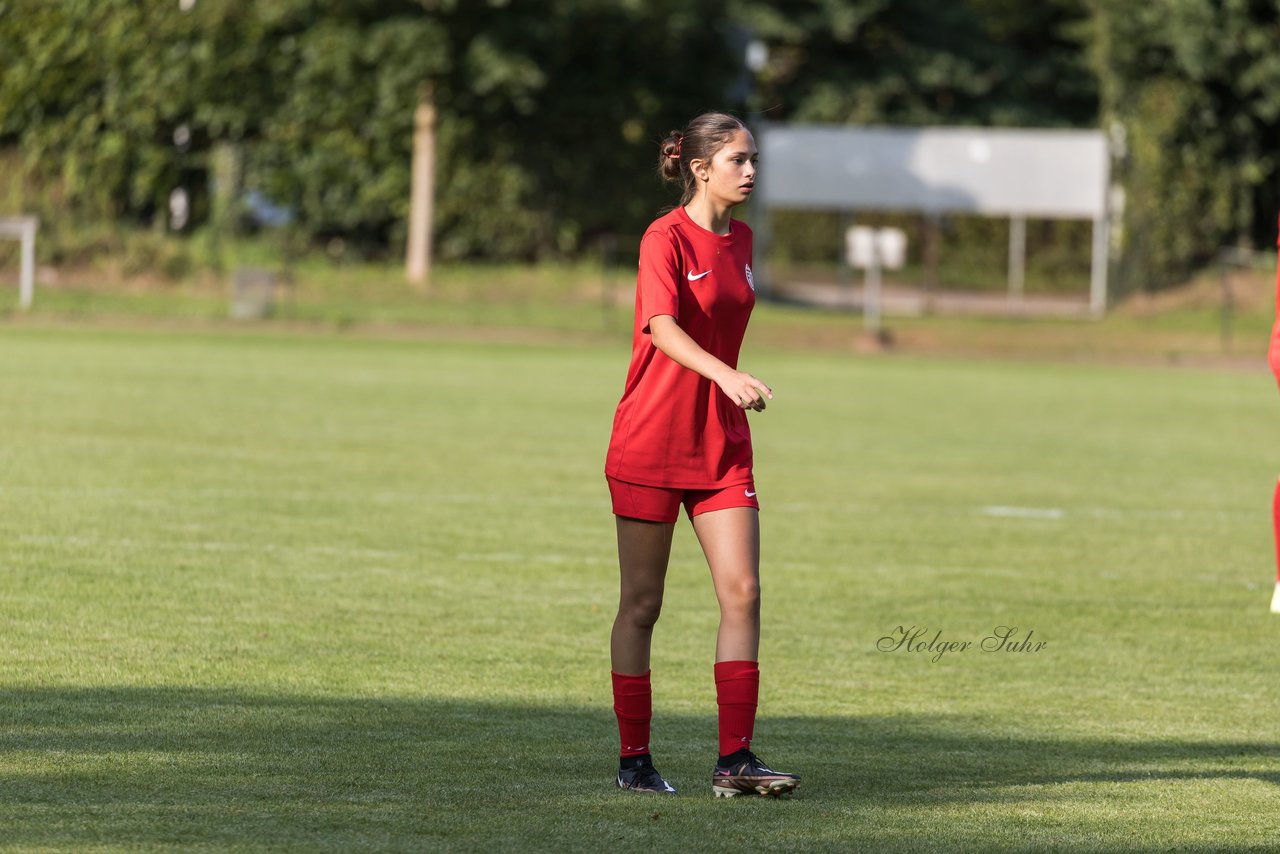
712, 749, 800, 798
616, 756, 677, 794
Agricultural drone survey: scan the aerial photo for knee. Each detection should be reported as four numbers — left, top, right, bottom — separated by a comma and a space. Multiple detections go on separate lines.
620, 592, 664, 630
721, 577, 761, 617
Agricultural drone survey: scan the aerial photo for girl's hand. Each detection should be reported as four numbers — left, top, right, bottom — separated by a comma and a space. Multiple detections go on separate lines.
716, 370, 773, 411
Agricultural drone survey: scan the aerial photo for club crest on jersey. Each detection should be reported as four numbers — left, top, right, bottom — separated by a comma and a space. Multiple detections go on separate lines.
745, 263, 754, 292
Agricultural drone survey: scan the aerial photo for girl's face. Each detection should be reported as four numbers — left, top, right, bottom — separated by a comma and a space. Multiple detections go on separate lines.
693, 129, 758, 208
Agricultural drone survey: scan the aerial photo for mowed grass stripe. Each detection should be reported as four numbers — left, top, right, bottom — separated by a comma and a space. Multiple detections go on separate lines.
1, 326, 1278, 851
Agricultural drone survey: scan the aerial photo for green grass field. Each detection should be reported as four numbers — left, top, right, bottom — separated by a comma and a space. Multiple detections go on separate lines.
3, 324, 1279, 852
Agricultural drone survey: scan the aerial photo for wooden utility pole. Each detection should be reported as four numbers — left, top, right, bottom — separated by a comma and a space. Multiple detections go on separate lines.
406, 82, 436, 290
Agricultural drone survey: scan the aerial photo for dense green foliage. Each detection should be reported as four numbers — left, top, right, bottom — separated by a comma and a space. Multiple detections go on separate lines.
1, 0, 1277, 286
735, 0, 1097, 127
0, 0, 736, 260
1094, 0, 1280, 290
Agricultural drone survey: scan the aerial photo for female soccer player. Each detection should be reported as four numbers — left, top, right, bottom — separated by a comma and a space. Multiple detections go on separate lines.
603, 112, 800, 797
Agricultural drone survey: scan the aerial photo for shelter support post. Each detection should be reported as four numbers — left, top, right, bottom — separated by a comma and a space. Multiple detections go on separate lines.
864, 261, 882, 333
1089, 216, 1109, 317
1008, 215, 1026, 301
751, 192, 772, 299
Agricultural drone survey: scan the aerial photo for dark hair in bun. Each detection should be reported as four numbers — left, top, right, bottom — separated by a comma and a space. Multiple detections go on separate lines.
657, 112, 749, 206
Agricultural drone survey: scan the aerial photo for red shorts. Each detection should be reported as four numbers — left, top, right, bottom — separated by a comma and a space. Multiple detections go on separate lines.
606, 475, 759, 523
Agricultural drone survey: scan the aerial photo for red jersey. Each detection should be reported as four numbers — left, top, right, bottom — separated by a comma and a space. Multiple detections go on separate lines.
605, 206, 757, 488
1271, 213, 1280, 381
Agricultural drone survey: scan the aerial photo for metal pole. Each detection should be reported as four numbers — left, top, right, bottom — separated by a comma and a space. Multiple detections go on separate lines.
19, 217, 36, 311
922, 212, 940, 313
1089, 216, 1109, 317
840, 212, 855, 309
864, 258, 881, 332
1219, 252, 1234, 354
1008, 215, 1026, 300
750, 122, 772, 299
600, 234, 615, 330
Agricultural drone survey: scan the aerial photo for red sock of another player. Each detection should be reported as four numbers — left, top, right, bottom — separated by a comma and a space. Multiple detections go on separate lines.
714, 660, 760, 758
1273, 478, 1280, 582
611, 670, 652, 757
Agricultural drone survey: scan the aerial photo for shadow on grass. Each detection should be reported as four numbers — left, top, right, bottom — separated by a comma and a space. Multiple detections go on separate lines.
1, 686, 1277, 851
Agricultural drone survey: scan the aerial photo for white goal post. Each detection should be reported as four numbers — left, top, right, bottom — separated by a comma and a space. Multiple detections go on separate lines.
0, 216, 38, 311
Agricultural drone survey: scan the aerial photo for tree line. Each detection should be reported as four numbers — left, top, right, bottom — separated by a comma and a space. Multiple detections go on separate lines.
1, 0, 1277, 291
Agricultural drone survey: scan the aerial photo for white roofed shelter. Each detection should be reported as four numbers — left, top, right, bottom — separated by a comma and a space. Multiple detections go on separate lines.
753, 124, 1112, 317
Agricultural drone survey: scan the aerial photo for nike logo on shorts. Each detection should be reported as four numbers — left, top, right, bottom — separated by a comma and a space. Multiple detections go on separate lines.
745, 490, 756, 497
687, 270, 711, 281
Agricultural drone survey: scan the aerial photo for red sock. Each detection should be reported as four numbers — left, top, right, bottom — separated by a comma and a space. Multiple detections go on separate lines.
1273, 479, 1280, 582
611, 670, 652, 757
715, 660, 759, 757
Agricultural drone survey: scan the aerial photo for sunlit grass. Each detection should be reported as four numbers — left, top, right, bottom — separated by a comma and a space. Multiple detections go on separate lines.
1, 326, 1277, 850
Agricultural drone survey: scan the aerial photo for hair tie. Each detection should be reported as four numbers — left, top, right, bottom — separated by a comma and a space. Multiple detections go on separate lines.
670, 133, 683, 160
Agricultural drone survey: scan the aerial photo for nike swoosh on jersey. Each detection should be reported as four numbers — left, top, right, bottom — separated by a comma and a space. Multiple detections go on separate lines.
687, 270, 712, 281
745, 490, 756, 497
